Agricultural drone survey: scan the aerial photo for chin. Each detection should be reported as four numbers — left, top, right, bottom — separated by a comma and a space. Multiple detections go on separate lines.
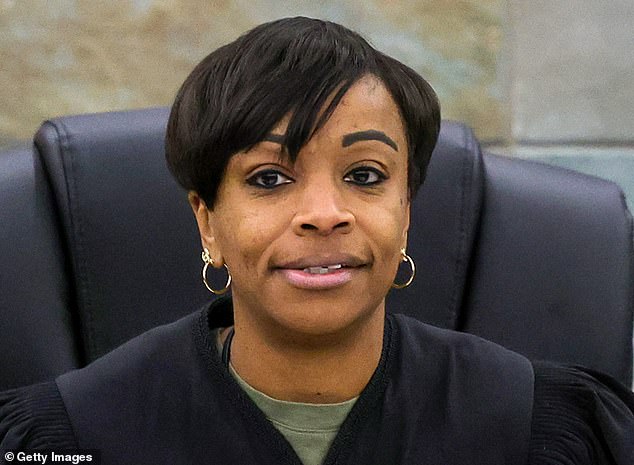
260, 291, 386, 345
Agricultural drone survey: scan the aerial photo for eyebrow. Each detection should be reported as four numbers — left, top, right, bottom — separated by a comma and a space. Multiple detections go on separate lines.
262, 130, 399, 152
342, 130, 398, 152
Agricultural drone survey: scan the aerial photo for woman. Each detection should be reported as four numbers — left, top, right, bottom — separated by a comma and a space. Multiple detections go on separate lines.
1, 17, 633, 465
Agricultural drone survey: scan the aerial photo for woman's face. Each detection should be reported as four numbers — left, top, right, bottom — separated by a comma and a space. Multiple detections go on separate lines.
191, 75, 410, 340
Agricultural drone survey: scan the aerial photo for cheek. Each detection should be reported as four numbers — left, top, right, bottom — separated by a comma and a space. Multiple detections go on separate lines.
214, 206, 289, 274
359, 200, 409, 262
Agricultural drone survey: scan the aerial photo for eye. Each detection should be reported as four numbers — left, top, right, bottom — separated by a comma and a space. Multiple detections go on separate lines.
246, 169, 293, 189
344, 167, 387, 186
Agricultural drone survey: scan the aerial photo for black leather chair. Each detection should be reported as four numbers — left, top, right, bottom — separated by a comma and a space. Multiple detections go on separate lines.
0, 145, 79, 389
1, 108, 632, 391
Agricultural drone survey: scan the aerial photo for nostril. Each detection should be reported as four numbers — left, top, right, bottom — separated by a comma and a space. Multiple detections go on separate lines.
299, 220, 351, 233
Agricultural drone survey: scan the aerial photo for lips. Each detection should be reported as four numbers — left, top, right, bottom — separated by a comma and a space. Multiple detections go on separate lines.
273, 254, 368, 290
276, 253, 367, 271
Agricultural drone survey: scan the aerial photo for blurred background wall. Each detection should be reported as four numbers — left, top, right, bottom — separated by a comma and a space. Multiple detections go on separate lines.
1, 0, 633, 206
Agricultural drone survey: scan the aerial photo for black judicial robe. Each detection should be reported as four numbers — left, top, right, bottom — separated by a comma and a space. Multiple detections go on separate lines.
1, 298, 633, 464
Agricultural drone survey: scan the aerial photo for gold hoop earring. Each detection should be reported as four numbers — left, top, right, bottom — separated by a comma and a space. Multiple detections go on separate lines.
392, 248, 415, 289
201, 248, 232, 295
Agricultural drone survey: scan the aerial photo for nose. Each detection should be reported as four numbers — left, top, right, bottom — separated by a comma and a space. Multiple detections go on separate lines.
291, 180, 355, 236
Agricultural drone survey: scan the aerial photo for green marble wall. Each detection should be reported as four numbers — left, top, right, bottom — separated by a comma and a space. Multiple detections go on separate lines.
0, 0, 506, 145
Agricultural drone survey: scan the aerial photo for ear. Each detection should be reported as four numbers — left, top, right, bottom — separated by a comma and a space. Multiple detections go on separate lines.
401, 199, 411, 251
188, 191, 224, 267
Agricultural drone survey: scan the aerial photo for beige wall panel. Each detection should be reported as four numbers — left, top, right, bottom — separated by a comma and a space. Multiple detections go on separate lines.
510, 0, 634, 143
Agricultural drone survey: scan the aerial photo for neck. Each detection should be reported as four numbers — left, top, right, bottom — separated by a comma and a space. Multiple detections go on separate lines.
227, 303, 385, 404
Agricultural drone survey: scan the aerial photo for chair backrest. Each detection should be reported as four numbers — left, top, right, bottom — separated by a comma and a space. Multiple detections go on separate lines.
461, 154, 633, 383
33, 108, 209, 364
1, 107, 632, 390
0, 145, 79, 389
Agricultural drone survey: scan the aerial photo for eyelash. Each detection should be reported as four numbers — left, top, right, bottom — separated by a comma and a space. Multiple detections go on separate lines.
343, 167, 387, 186
246, 169, 293, 189
246, 166, 388, 189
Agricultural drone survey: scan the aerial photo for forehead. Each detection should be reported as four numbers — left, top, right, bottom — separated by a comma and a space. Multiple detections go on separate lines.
274, 75, 406, 144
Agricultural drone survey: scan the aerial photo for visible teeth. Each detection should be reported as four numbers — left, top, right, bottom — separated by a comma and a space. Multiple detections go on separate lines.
304, 264, 343, 274
306, 267, 329, 274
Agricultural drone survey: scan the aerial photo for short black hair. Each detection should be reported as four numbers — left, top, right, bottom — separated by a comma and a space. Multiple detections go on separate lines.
165, 16, 440, 207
